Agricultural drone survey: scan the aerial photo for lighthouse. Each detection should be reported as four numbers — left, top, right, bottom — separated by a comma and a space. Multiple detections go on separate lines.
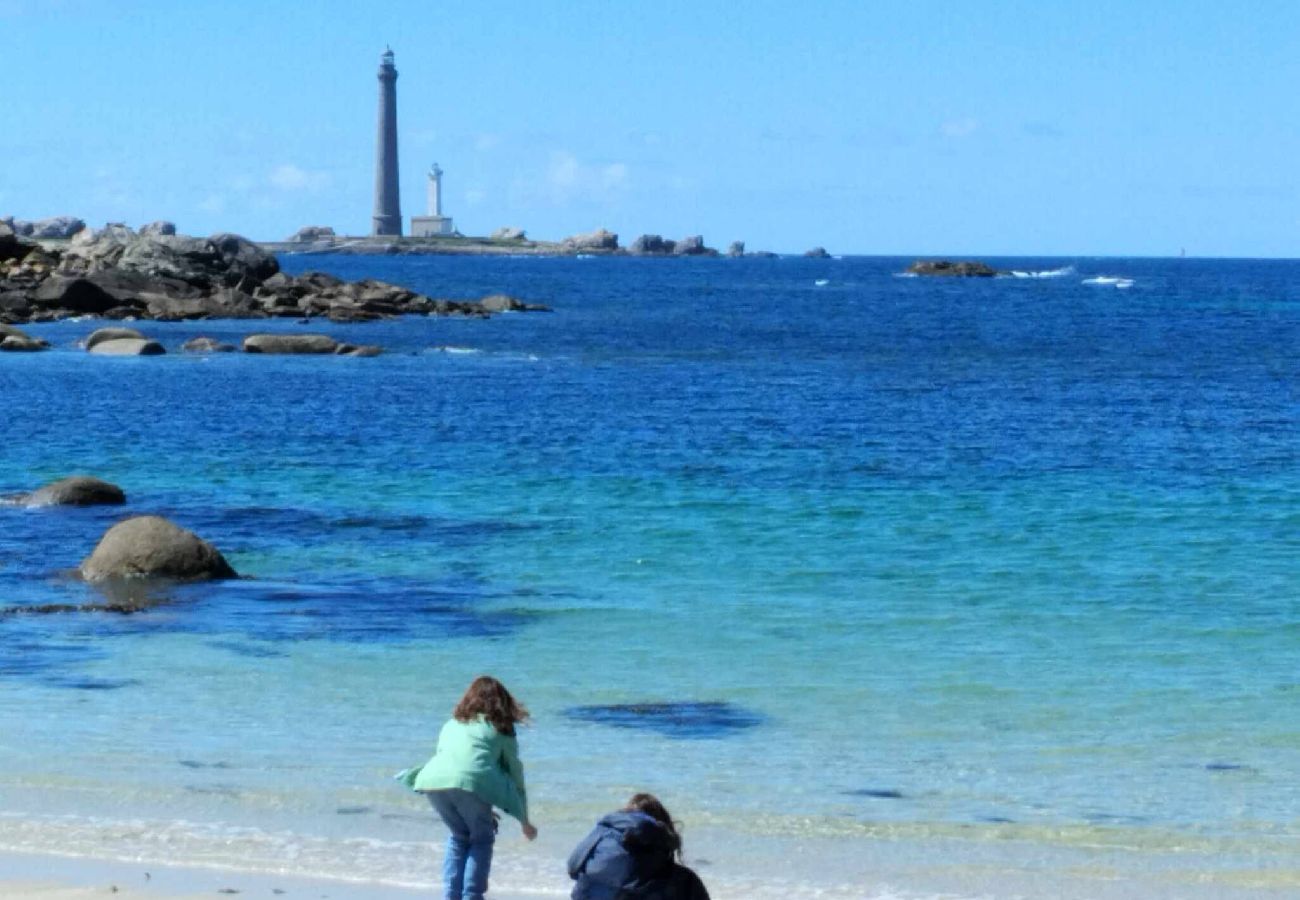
371, 47, 402, 237
411, 163, 456, 236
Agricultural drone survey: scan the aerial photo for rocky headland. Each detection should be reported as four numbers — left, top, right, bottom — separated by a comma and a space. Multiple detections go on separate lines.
0, 220, 549, 326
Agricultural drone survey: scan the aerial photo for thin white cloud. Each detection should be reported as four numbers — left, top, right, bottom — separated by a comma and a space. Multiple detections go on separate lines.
268, 164, 330, 192
474, 133, 501, 151
197, 194, 227, 214
940, 118, 980, 139
545, 151, 630, 204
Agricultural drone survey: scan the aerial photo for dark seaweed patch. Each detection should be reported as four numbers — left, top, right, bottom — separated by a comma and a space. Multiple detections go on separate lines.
335, 806, 372, 815
564, 701, 763, 739
978, 815, 1015, 824
44, 676, 141, 690
845, 788, 906, 800
179, 760, 232, 770
203, 640, 287, 659
1206, 762, 1257, 773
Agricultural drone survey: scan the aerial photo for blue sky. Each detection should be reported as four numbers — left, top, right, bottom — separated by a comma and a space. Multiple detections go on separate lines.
2, 0, 1297, 255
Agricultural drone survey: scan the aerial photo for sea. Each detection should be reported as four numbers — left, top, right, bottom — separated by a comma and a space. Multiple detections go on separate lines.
1, 255, 1296, 898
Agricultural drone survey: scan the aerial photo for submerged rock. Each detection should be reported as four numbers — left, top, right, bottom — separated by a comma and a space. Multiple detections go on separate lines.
24, 475, 126, 507
181, 336, 237, 353
907, 259, 999, 277
84, 326, 145, 350
334, 342, 383, 357
88, 337, 165, 356
477, 294, 551, 313
565, 701, 763, 739
243, 333, 339, 354
0, 334, 48, 351
0, 324, 48, 351
81, 515, 236, 581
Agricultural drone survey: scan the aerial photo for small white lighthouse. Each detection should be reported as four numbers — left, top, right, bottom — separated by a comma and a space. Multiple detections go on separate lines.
411, 162, 456, 236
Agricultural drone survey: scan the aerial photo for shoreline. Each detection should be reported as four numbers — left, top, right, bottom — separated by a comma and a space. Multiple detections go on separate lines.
0, 851, 554, 900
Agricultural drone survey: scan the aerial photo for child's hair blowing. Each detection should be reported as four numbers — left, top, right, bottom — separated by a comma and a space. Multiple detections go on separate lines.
624, 792, 683, 858
453, 675, 530, 736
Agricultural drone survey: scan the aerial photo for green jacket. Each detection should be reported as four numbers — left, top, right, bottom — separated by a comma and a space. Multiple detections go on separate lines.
402, 716, 529, 823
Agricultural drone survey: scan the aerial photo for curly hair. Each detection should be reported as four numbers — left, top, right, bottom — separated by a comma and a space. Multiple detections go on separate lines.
453, 675, 530, 736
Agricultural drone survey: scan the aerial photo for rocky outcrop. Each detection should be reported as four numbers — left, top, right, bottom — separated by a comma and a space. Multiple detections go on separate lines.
335, 342, 383, 357
727, 241, 745, 258
477, 294, 551, 313
32, 277, 119, 315
749, 250, 778, 258
3, 216, 86, 239
907, 260, 999, 277
562, 228, 618, 251
243, 333, 340, 354
628, 234, 671, 256
490, 227, 526, 241
288, 225, 336, 242
804, 246, 831, 259
81, 515, 236, 581
181, 336, 237, 353
23, 476, 126, 507
85, 326, 145, 350
0, 224, 543, 325
88, 337, 165, 356
139, 220, 177, 238
672, 235, 717, 256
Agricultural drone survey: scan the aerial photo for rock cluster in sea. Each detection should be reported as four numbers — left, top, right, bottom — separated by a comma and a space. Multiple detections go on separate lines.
906, 259, 999, 277
0, 220, 549, 325
3, 476, 236, 593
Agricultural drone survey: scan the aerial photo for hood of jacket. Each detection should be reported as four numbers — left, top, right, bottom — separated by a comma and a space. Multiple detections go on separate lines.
595, 810, 679, 859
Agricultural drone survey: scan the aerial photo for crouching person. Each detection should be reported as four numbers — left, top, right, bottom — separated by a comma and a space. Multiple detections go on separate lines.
567, 793, 709, 900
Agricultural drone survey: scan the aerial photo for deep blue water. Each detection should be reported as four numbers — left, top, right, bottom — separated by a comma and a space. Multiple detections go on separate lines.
0, 255, 1297, 893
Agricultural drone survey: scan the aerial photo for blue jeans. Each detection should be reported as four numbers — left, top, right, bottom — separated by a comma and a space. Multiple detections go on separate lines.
428, 789, 497, 900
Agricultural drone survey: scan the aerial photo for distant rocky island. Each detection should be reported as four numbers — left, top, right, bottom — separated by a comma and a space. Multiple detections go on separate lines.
271, 223, 826, 260
0, 217, 547, 327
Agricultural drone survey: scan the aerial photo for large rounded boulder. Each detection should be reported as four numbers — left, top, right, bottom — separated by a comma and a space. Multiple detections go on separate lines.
85, 326, 145, 350
88, 337, 165, 356
25, 475, 126, 507
81, 515, 236, 581
243, 333, 338, 354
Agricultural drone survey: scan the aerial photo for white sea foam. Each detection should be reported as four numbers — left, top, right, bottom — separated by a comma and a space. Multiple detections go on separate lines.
1083, 276, 1135, 288
893, 272, 918, 278
429, 345, 481, 355
1009, 265, 1075, 279
814, 279, 830, 286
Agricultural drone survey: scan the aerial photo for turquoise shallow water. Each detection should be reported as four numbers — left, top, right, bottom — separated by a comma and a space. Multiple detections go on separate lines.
1, 256, 1297, 896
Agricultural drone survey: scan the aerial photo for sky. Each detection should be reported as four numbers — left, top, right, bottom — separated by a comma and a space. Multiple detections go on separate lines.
1, 0, 1297, 256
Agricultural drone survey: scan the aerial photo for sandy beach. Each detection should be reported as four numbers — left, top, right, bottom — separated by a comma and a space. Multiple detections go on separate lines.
0, 853, 555, 900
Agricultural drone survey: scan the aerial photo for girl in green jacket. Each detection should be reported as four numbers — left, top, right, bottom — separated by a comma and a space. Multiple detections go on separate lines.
408, 676, 538, 900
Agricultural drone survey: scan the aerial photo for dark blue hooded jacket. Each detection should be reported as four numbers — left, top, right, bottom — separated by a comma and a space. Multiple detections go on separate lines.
567, 811, 710, 900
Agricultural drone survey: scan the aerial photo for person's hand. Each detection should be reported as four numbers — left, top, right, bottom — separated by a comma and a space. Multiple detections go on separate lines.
521, 822, 538, 841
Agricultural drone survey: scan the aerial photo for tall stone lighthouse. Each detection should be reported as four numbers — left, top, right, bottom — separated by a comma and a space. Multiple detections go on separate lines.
371, 47, 402, 237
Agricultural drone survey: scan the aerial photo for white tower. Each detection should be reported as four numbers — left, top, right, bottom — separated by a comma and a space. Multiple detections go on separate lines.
412, 162, 455, 236
427, 163, 443, 216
